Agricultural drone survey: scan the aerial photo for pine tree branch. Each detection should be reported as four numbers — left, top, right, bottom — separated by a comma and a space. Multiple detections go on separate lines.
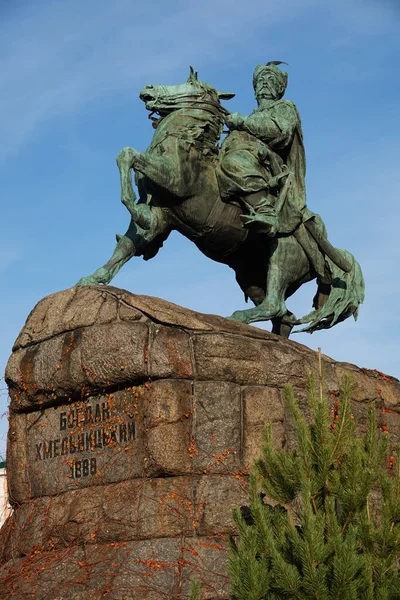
229, 375, 400, 599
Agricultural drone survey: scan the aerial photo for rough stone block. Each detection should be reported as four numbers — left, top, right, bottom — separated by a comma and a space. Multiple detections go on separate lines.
335, 365, 400, 413
0, 540, 182, 600
195, 475, 248, 535
149, 324, 194, 379
97, 538, 181, 600
137, 477, 197, 539
193, 333, 321, 387
121, 292, 214, 331
7, 322, 150, 410
335, 365, 381, 403
12, 286, 119, 351
142, 379, 193, 475
146, 421, 192, 475
78, 321, 149, 386
2, 477, 203, 560
242, 385, 285, 464
242, 385, 284, 425
192, 381, 241, 473
118, 302, 143, 321
8, 390, 145, 500
6, 412, 28, 504
144, 379, 192, 427
2, 287, 400, 599
243, 421, 286, 465
180, 536, 230, 599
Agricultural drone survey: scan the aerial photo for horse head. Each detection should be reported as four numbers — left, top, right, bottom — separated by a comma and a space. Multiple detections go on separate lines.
139, 66, 235, 124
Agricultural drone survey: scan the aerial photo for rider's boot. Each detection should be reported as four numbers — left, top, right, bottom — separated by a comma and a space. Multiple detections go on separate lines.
240, 191, 279, 236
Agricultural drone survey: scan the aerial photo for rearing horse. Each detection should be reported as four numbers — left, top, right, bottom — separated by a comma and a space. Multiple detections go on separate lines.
77, 68, 364, 338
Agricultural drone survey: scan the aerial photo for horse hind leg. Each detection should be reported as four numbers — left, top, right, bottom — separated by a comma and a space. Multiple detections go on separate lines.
231, 281, 296, 337
232, 261, 268, 317
312, 281, 331, 310
229, 271, 287, 324
272, 276, 316, 338
271, 312, 295, 338
229, 243, 288, 325
229, 236, 308, 331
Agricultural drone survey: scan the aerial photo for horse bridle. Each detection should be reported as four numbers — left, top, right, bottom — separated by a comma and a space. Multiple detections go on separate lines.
147, 89, 229, 122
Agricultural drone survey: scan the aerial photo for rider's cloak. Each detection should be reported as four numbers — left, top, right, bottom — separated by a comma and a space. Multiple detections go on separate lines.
218, 99, 307, 214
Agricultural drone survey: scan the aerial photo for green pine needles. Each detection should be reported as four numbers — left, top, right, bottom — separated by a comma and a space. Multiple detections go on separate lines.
229, 375, 400, 600
189, 579, 201, 599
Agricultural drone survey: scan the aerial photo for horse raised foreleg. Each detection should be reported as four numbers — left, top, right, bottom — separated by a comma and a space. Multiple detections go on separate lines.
75, 222, 135, 286
77, 147, 169, 287
116, 148, 154, 229
117, 146, 187, 198
76, 206, 169, 287
76, 218, 150, 286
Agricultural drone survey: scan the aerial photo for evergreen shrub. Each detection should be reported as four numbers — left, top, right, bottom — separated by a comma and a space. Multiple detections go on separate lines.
229, 375, 400, 599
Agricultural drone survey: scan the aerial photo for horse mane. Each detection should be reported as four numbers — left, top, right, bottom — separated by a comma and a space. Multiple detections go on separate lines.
162, 81, 226, 155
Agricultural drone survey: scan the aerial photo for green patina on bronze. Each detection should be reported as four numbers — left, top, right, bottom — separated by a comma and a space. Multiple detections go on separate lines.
77, 64, 365, 337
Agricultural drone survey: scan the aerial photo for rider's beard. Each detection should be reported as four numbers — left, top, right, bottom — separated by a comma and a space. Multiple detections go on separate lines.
256, 91, 279, 106
255, 77, 284, 105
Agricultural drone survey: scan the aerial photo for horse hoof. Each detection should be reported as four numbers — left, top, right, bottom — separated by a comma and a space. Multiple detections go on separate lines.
76, 276, 103, 287
228, 302, 284, 325
117, 146, 138, 168
227, 310, 250, 324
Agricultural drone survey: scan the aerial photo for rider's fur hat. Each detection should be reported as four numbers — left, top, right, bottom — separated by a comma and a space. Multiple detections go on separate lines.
253, 61, 288, 99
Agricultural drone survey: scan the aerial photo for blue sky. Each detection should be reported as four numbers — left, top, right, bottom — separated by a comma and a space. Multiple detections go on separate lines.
0, 0, 399, 456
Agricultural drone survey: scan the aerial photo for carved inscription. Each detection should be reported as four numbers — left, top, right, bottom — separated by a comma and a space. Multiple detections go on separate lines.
35, 402, 135, 461
27, 390, 144, 496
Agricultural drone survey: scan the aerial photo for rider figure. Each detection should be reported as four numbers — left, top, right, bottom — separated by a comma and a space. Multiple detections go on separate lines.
219, 61, 306, 237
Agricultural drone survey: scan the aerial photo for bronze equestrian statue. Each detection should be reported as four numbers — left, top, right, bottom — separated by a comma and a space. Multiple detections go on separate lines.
77, 64, 364, 338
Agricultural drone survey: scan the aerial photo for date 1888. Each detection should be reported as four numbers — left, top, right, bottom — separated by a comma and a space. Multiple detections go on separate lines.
70, 458, 97, 479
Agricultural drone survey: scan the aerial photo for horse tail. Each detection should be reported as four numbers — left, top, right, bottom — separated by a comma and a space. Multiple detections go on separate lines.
294, 249, 365, 334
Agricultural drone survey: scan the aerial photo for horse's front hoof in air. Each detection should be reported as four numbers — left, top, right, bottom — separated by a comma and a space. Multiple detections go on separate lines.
117, 146, 139, 169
